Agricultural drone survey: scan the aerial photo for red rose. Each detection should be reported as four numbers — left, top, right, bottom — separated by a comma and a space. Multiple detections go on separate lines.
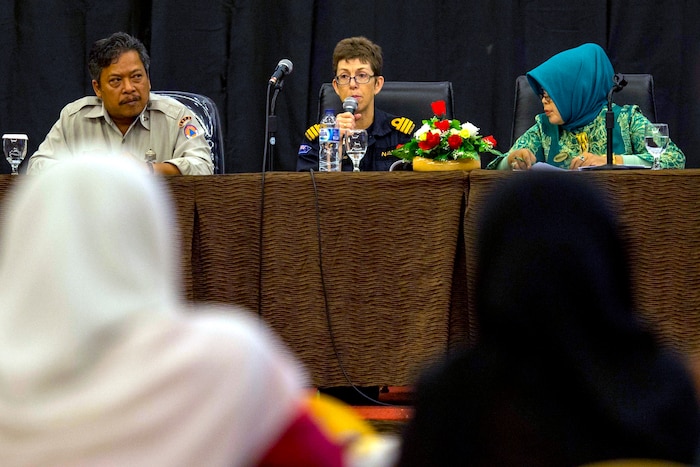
418, 131, 441, 150
395, 143, 404, 149
435, 119, 451, 132
447, 134, 463, 150
483, 135, 497, 147
431, 100, 447, 117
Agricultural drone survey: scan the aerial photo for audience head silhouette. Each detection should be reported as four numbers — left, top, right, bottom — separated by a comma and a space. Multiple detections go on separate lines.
399, 172, 700, 466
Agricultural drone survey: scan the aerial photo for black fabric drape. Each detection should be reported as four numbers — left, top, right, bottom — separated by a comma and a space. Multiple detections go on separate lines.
1, 0, 698, 174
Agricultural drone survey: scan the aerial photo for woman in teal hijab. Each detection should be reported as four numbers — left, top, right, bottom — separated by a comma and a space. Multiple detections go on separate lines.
487, 43, 685, 170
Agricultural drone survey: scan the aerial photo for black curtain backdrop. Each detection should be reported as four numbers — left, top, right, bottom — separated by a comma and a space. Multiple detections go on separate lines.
1, 0, 698, 173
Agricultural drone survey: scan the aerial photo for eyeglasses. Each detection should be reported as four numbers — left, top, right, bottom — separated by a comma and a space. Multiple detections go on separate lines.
539, 92, 552, 104
334, 72, 375, 86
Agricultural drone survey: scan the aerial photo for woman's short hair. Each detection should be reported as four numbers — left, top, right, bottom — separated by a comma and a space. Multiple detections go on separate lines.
332, 36, 383, 77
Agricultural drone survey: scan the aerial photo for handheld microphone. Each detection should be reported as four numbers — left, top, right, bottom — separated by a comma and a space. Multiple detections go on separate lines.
343, 96, 358, 114
268, 59, 293, 86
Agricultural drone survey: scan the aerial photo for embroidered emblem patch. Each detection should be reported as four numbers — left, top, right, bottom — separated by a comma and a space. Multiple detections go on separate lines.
298, 144, 312, 155
179, 115, 192, 128
184, 124, 199, 139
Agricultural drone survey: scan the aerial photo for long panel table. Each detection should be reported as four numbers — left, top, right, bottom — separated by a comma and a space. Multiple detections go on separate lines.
465, 170, 700, 358
3, 170, 700, 388
165, 172, 469, 387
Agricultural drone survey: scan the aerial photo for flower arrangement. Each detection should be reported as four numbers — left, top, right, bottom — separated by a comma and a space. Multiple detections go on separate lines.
391, 100, 501, 163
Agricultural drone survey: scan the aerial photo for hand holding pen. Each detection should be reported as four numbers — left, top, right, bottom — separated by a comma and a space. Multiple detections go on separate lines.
508, 149, 536, 170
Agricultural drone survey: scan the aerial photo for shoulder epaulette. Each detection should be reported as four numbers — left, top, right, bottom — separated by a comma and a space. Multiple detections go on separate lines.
391, 117, 415, 135
148, 94, 188, 120
64, 96, 101, 116
305, 123, 321, 141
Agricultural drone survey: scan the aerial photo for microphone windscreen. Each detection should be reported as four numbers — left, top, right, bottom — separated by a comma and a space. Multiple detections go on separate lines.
343, 97, 358, 114
279, 58, 293, 74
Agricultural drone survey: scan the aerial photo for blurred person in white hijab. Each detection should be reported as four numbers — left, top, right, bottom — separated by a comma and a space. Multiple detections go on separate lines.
0, 156, 345, 466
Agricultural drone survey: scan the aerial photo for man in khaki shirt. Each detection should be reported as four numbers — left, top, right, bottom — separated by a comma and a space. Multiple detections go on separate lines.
28, 32, 213, 175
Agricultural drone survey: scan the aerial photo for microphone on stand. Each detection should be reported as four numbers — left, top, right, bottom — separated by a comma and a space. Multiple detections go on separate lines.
263, 58, 294, 172
606, 73, 628, 163
268, 59, 293, 88
611, 72, 628, 93
588, 73, 632, 171
343, 96, 358, 114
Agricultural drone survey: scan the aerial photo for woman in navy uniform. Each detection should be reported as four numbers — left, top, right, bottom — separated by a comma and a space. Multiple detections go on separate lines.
297, 36, 413, 172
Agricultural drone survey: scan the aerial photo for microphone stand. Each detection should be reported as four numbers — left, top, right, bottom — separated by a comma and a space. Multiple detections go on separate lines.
588, 73, 632, 171
262, 83, 282, 172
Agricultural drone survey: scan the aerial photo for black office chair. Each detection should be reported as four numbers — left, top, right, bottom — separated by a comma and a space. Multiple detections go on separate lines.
318, 81, 454, 129
153, 91, 225, 174
510, 74, 657, 146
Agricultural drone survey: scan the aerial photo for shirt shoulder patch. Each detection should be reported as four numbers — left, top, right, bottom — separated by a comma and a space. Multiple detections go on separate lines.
183, 124, 199, 139
391, 117, 415, 135
298, 144, 312, 155
179, 115, 193, 127
305, 124, 320, 141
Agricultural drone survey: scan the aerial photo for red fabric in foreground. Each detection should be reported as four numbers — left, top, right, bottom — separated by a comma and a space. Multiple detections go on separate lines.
256, 411, 343, 467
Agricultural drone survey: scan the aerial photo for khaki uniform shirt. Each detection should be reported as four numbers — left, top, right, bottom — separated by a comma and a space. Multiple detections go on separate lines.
27, 93, 214, 175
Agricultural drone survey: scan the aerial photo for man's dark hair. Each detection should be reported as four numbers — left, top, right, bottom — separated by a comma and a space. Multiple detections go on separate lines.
88, 32, 150, 82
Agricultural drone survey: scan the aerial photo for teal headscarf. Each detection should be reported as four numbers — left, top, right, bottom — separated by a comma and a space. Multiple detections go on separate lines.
526, 43, 614, 131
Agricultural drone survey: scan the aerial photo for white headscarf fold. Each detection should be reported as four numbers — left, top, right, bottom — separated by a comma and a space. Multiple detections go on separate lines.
0, 157, 306, 466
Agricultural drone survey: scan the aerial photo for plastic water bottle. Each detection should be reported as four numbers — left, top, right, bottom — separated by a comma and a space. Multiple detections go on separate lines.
318, 109, 341, 171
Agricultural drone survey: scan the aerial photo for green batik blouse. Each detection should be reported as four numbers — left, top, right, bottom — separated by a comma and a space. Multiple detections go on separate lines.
487, 104, 685, 170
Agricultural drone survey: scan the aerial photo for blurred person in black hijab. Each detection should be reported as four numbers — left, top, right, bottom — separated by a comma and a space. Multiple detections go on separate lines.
397, 172, 700, 466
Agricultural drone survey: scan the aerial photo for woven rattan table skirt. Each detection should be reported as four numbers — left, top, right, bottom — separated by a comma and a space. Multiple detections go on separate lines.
467, 170, 700, 362
166, 172, 468, 387
2, 170, 698, 388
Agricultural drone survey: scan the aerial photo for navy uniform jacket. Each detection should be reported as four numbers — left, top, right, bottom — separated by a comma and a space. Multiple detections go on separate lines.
296, 108, 414, 171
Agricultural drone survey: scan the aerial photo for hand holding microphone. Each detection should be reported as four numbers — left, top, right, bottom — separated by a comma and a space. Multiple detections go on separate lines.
337, 97, 359, 132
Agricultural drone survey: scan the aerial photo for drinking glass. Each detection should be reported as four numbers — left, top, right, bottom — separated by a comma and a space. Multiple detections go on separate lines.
344, 129, 368, 172
2, 134, 28, 175
644, 123, 669, 170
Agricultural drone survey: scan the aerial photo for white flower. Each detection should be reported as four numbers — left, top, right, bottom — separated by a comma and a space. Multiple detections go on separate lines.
460, 121, 479, 138
414, 123, 431, 138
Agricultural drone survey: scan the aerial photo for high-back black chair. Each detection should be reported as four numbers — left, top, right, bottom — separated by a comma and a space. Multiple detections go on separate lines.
318, 81, 454, 128
510, 74, 657, 146
153, 91, 225, 174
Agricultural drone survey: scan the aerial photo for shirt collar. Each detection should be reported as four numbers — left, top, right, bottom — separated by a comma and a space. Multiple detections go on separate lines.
84, 99, 151, 131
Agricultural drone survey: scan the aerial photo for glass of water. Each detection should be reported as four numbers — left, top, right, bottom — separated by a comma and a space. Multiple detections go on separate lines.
343, 129, 368, 172
2, 134, 28, 175
644, 123, 669, 170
